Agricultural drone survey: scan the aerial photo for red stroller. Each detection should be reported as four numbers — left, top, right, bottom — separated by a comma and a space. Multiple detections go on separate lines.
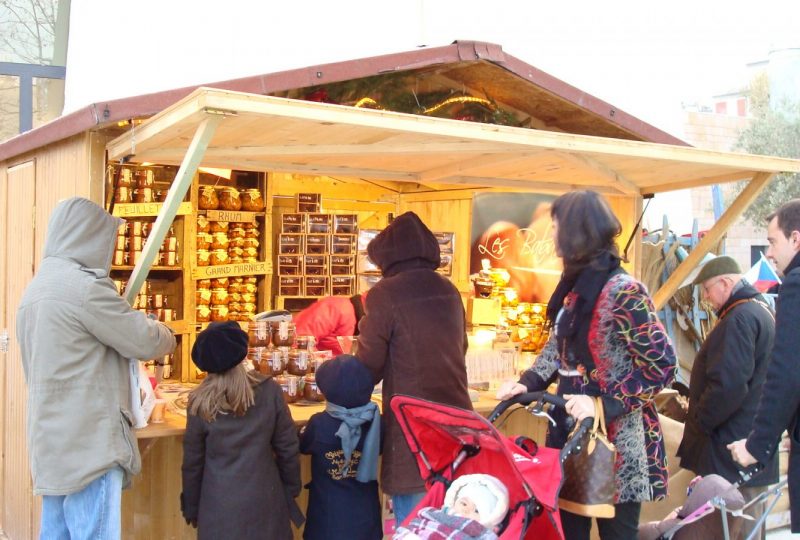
391, 392, 594, 540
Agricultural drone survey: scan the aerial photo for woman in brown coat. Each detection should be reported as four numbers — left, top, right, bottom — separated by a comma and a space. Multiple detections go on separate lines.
181, 322, 303, 539
356, 211, 472, 526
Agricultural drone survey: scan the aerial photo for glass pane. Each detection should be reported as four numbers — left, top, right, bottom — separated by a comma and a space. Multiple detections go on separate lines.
0, 74, 20, 142
0, 0, 59, 64
32, 76, 63, 129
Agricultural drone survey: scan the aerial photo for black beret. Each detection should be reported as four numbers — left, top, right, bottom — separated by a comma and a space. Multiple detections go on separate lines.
191, 321, 249, 373
315, 354, 374, 408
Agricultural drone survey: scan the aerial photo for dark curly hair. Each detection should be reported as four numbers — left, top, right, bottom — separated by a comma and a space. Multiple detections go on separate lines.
551, 190, 621, 275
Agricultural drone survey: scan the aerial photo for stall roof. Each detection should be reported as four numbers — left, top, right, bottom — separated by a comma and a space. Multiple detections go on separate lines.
107, 87, 800, 196
0, 40, 685, 163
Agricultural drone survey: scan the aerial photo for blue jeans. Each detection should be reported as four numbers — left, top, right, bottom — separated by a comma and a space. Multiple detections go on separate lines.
40, 466, 124, 540
392, 491, 425, 528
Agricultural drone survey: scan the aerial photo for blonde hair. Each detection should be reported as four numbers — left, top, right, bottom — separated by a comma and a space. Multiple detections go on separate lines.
188, 364, 262, 422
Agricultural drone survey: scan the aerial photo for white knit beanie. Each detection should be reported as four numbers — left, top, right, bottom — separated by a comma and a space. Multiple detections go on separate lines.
444, 474, 510, 529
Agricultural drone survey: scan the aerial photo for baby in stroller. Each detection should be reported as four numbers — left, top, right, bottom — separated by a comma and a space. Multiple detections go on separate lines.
394, 474, 510, 540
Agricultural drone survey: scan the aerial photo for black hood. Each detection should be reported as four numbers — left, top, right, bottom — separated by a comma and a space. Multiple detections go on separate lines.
367, 212, 440, 277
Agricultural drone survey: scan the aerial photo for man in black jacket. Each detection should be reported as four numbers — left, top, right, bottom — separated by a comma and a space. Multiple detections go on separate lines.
677, 255, 776, 539
729, 199, 800, 534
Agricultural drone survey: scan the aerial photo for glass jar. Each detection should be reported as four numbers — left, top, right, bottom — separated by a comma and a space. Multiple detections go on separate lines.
211, 277, 229, 289
210, 288, 229, 305
295, 335, 316, 351
287, 350, 309, 376
197, 215, 211, 233
241, 189, 265, 212
268, 349, 284, 376
133, 187, 153, 203
198, 186, 219, 210
229, 226, 247, 239
209, 305, 229, 322
197, 249, 211, 266
197, 279, 211, 289
196, 232, 212, 250
211, 232, 229, 251
247, 321, 270, 347
210, 249, 229, 266
209, 221, 229, 233
218, 187, 242, 211
196, 305, 211, 323
303, 374, 325, 402
277, 375, 300, 404
114, 186, 132, 204
196, 288, 212, 306
243, 237, 260, 250
271, 321, 295, 347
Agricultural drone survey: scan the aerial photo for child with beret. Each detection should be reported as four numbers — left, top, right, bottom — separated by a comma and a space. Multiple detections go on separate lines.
300, 354, 382, 540
181, 321, 304, 539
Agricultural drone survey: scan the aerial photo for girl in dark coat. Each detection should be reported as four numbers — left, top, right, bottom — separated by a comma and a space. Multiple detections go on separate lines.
498, 191, 677, 540
299, 354, 382, 540
181, 322, 303, 540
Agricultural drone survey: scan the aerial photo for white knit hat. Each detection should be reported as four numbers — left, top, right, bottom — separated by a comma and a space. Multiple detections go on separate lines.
444, 474, 510, 529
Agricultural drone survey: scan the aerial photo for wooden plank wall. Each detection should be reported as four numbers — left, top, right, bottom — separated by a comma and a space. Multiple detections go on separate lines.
0, 164, 7, 536
3, 160, 36, 540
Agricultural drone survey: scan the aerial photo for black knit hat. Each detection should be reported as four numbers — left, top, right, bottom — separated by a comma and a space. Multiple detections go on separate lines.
191, 321, 249, 373
315, 354, 374, 408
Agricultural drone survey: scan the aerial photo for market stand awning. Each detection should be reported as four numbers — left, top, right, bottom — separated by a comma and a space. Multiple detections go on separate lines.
106, 87, 800, 309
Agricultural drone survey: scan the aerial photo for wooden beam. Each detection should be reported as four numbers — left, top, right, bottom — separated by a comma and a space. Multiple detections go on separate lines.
416, 153, 543, 182
641, 170, 756, 195
445, 175, 625, 194
138, 141, 513, 160
559, 151, 640, 195
124, 114, 222, 304
652, 172, 774, 310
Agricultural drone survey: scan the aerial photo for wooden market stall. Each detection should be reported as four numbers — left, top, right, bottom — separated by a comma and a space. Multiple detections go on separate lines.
2, 42, 800, 539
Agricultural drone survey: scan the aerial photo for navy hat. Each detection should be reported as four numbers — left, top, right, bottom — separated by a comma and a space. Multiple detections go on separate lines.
315, 354, 374, 408
191, 321, 249, 373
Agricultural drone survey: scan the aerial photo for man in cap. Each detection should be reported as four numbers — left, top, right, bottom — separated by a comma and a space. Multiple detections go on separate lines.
677, 255, 777, 538
730, 199, 800, 534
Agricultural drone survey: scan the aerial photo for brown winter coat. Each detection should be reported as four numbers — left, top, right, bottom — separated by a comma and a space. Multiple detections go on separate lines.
357, 212, 471, 495
181, 376, 302, 539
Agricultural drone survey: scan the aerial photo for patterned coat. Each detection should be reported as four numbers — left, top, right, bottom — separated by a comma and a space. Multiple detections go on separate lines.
520, 273, 677, 503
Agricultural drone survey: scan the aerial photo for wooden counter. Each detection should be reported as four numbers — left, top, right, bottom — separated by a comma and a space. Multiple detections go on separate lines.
122, 392, 546, 540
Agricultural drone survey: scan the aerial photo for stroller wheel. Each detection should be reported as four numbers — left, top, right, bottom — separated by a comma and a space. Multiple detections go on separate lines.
515, 436, 538, 456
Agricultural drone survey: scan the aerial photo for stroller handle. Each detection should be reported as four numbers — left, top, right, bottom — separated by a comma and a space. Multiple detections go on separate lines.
487, 391, 569, 423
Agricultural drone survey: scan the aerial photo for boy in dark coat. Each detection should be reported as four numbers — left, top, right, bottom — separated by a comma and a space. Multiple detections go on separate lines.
181, 322, 303, 540
299, 354, 382, 540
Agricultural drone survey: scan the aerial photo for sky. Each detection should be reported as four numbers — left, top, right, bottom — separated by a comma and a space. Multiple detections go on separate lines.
65, 0, 800, 136
64, 0, 800, 232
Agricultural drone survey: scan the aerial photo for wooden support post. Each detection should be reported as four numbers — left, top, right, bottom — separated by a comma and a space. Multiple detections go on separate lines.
652, 172, 774, 310
124, 114, 222, 304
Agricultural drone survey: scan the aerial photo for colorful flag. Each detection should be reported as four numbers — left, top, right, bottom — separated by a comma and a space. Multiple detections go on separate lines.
744, 252, 781, 293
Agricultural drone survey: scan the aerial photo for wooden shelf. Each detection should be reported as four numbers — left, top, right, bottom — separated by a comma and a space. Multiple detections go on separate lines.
112, 266, 182, 272
164, 320, 190, 334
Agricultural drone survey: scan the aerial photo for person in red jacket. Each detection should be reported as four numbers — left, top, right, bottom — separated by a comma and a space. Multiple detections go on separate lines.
294, 293, 367, 355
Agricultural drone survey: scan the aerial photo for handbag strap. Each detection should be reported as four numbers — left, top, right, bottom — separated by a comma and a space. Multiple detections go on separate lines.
594, 396, 608, 437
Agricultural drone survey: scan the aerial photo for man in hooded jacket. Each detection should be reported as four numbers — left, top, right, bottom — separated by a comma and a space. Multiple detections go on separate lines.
16, 197, 176, 539
356, 211, 471, 526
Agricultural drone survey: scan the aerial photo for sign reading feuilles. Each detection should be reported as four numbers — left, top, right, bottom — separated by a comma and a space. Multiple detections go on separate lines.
470, 193, 563, 304
206, 210, 259, 225
192, 261, 272, 280
113, 201, 193, 217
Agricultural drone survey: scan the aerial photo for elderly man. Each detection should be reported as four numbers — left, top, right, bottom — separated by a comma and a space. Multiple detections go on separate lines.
730, 199, 800, 534
677, 255, 777, 539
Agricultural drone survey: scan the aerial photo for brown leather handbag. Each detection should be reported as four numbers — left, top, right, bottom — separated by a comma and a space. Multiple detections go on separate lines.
558, 396, 617, 518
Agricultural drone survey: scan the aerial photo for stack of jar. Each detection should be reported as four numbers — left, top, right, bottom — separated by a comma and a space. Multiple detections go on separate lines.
113, 168, 170, 204
195, 276, 259, 322
245, 321, 329, 404
198, 185, 265, 213
112, 279, 177, 322
196, 216, 260, 267
114, 219, 179, 267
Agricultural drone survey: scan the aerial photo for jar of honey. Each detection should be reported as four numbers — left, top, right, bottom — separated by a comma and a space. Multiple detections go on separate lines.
271, 321, 295, 347
247, 321, 270, 347
199, 186, 219, 210
303, 374, 325, 402
218, 187, 242, 211
241, 189, 265, 212
287, 350, 309, 376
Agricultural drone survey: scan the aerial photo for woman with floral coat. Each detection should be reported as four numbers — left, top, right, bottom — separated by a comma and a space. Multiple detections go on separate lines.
498, 190, 677, 540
